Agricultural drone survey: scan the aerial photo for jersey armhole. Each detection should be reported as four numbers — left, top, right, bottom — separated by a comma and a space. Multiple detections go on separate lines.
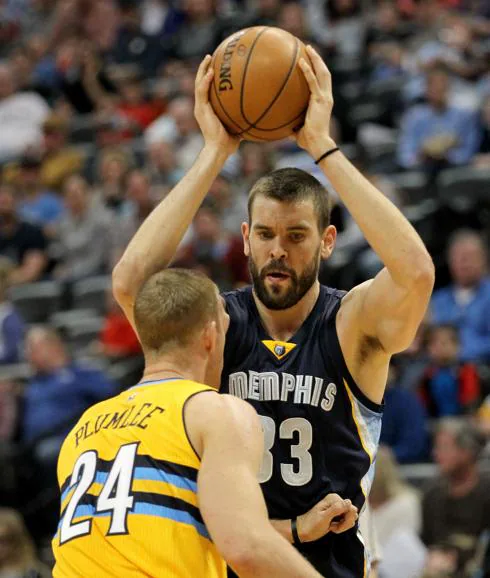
322, 299, 384, 414
182, 390, 218, 461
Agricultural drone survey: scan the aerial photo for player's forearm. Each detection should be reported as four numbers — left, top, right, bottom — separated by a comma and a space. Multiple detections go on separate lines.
317, 140, 434, 288
113, 145, 227, 299
270, 519, 293, 542
230, 528, 322, 578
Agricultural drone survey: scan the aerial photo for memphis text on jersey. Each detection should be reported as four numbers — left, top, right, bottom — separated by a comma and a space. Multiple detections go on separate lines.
228, 371, 337, 412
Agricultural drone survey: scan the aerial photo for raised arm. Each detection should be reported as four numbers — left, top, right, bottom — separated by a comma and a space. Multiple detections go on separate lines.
112, 56, 239, 329
296, 46, 435, 403
185, 392, 323, 578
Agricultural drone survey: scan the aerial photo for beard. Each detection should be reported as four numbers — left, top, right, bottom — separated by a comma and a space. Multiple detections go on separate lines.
249, 247, 321, 310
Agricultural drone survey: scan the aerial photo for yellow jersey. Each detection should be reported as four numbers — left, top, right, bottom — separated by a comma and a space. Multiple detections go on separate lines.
52, 378, 226, 578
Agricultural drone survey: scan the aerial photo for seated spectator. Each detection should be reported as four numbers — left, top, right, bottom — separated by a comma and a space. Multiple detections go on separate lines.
397, 66, 479, 171
0, 184, 47, 285
0, 257, 25, 365
93, 148, 133, 215
422, 419, 490, 568
380, 365, 429, 463
419, 324, 481, 418
37, 113, 86, 192
145, 96, 203, 170
431, 230, 490, 363
175, 203, 249, 290
145, 140, 184, 194
370, 446, 426, 578
0, 62, 50, 162
113, 65, 165, 133
0, 508, 50, 578
52, 175, 112, 284
92, 289, 141, 361
21, 326, 118, 453
277, 2, 315, 45
15, 154, 64, 236
111, 169, 156, 263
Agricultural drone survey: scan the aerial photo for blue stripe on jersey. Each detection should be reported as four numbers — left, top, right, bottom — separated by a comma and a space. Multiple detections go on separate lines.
60, 502, 210, 540
61, 467, 196, 504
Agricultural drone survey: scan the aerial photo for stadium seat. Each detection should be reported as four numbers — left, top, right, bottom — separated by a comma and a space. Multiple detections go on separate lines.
390, 172, 431, 205
72, 276, 111, 314
10, 281, 62, 323
437, 167, 490, 211
0, 362, 31, 382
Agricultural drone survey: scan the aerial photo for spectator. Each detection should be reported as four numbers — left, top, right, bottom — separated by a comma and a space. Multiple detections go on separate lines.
111, 169, 156, 262
419, 324, 481, 418
431, 230, 490, 363
113, 66, 165, 133
145, 140, 184, 194
397, 66, 479, 171
0, 257, 25, 365
93, 148, 133, 215
175, 203, 249, 290
208, 173, 248, 235
53, 175, 111, 284
0, 184, 47, 285
277, 2, 314, 44
21, 325, 118, 453
165, 0, 224, 62
145, 96, 203, 170
380, 365, 429, 463
37, 113, 85, 192
370, 446, 426, 578
93, 288, 142, 360
0, 508, 50, 578
422, 419, 490, 566
0, 62, 50, 162
15, 154, 64, 236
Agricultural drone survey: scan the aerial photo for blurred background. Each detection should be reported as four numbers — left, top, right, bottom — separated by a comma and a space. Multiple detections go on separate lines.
0, 0, 489, 576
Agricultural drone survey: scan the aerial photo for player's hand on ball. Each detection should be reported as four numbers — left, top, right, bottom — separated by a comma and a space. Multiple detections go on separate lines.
297, 493, 358, 542
194, 55, 240, 157
294, 45, 336, 160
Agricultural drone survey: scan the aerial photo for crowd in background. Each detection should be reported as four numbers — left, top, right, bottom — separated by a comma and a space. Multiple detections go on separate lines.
0, 0, 489, 576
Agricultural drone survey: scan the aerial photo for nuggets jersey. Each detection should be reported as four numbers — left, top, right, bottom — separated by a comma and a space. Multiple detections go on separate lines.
52, 378, 226, 578
222, 286, 383, 578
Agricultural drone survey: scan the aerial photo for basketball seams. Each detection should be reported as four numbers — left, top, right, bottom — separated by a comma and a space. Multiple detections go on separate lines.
242, 35, 302, 132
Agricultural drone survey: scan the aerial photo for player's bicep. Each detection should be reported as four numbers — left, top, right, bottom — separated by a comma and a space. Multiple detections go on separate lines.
354, 267, 433, 354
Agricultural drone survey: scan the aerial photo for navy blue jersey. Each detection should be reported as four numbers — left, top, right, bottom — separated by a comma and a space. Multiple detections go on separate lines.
222, 285, 383, 578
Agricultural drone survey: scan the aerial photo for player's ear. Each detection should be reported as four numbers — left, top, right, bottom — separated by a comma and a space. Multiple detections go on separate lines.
242, 221, 250, 257
321, 224, 336, 260
202, 320, 217, 354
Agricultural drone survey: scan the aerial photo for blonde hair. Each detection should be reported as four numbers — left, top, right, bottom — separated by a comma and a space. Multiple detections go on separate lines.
0, 508, 37, 572
134, 268, 219, 355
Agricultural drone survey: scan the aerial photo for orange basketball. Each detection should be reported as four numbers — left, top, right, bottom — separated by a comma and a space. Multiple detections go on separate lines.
209, 27, 310, 142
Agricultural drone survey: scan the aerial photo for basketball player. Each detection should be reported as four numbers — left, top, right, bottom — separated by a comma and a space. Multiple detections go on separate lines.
113, 47, 435, 577
52, 269, 328, 578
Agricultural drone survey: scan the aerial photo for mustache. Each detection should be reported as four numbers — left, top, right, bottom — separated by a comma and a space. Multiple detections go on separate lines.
260, 261, 295, 277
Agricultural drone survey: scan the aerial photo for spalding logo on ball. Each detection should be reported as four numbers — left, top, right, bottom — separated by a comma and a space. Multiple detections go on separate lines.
209, 26, 311, 142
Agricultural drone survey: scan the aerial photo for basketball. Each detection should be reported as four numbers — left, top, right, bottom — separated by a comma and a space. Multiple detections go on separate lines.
209, 27, 310, 142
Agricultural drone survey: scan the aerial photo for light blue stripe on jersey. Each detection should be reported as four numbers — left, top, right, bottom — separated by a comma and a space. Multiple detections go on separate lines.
63, 502, 210, 540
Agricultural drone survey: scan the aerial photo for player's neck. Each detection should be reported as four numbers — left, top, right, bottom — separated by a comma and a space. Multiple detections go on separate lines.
254, 282, 320, 342
142, 356, 206, 386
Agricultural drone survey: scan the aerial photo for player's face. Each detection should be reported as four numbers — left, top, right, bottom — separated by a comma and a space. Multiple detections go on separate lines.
243, 196, 335, 310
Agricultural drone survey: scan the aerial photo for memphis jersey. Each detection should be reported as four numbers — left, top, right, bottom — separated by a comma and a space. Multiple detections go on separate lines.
222, 286, 383, 578
52, 378, 226, 578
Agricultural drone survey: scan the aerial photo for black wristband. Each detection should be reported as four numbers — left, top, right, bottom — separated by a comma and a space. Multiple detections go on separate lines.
291, 517, 302, 546
314, 146, 340, 165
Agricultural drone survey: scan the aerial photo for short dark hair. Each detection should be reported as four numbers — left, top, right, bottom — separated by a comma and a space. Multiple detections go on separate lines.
134, 268, 219, 354
247, 168, 331, 231
437, 418, 486, 460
